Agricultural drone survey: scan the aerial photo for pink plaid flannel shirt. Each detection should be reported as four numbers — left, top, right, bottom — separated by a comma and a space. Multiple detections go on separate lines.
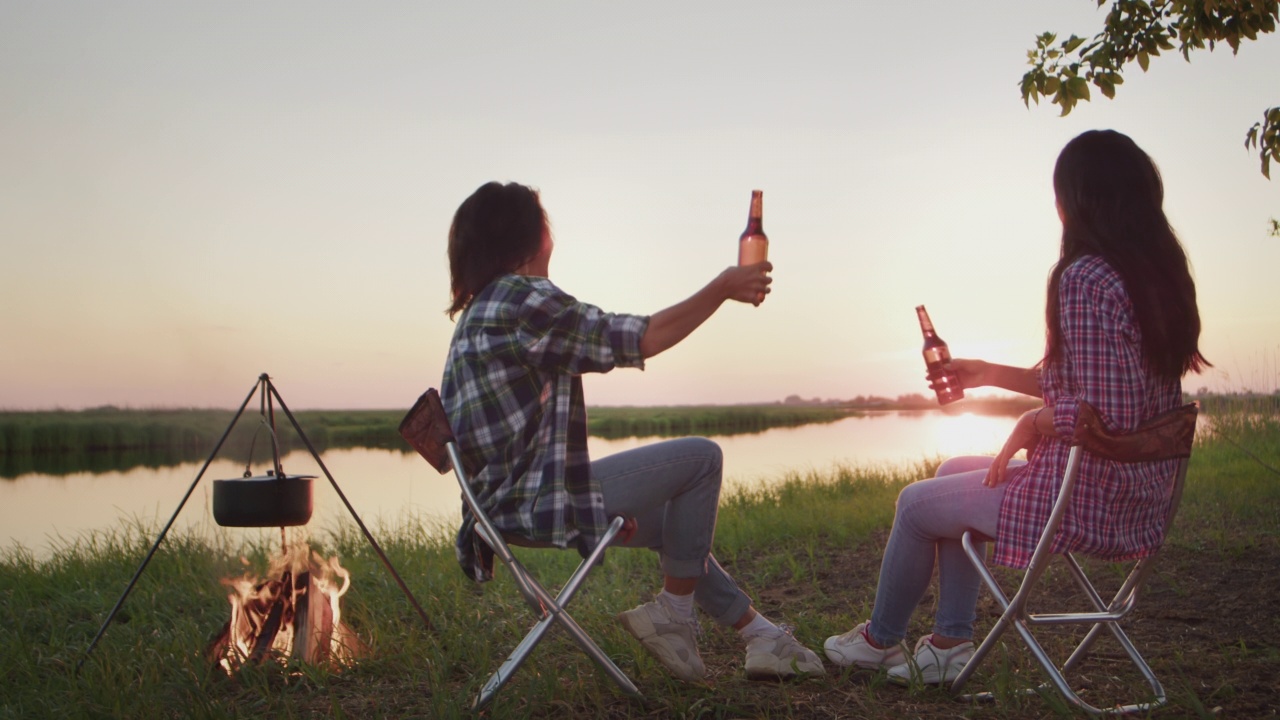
993, 255, 1183, 568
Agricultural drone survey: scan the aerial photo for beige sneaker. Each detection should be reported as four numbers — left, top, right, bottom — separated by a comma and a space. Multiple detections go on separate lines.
887, 634, 975, 685
617, 598, 705, 682
744, 626, 826, 680
823, 621, 909, 669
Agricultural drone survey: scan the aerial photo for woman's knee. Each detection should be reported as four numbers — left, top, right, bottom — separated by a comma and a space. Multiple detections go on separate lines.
893, 481, 926, 525
672, 436, 723, 482
684, 436, 722, 465
935, 455, 994, 477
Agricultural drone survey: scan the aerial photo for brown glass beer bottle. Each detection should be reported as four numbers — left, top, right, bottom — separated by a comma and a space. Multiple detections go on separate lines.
916, 305, 964, 405
738, 190, 768, 266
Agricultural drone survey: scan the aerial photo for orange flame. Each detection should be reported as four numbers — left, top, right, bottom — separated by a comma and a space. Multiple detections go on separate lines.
210, 541, 359, 673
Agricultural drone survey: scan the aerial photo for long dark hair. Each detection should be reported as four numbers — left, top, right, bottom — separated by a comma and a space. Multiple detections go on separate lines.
1045, 130, 1209, 379
446, 181, 547, 318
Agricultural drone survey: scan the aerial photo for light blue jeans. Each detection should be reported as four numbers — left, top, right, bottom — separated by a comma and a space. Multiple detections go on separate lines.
867, 455, 1025, 645
594, 436, 752, 627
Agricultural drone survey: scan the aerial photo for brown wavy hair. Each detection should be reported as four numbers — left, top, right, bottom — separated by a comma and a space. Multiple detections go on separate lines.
446, 182, 547, 319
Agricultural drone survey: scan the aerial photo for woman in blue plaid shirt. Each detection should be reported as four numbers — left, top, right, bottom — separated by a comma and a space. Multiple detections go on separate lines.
824, 130, 1211, 685
440, 181, 825, 682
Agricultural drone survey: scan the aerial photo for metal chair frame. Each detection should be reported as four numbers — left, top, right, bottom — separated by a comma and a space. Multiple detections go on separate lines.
950, 401, 1198, 715
400, 388, 642, 710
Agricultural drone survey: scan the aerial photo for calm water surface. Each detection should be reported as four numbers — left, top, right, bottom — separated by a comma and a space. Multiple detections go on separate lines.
1, 411, 1017, 559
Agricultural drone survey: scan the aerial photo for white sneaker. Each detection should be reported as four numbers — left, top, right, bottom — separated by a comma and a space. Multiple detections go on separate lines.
617, 598, 705, 682
744, 626, 827, 680
823, 621, 908, 669
887, 634, 975, 685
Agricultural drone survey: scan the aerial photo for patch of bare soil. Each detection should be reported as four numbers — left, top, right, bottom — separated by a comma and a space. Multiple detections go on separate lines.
689, 530, 1280, 719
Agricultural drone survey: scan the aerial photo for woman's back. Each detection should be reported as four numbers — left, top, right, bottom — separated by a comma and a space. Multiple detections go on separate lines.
994, 254, 1182, 568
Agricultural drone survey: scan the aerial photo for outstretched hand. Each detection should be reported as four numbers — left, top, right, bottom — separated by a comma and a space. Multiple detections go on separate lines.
720, 261, 773, 306
984, 409, 1040, 487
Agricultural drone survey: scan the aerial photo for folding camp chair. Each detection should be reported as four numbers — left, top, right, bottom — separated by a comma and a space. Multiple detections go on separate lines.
951, 401, 1198, 715
399, 388, 642, 710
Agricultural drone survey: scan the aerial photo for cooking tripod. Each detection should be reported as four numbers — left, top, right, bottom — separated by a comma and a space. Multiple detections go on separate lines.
78, 373, 434, 670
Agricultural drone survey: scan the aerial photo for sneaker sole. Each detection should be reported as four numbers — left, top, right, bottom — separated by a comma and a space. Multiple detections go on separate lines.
745, 658, 826, 681
822, 642, 906, 670
886, 664, 966, 686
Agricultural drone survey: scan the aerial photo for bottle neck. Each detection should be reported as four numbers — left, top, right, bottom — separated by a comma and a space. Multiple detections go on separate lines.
743, 190, 764, 234
915, 306, 936, 336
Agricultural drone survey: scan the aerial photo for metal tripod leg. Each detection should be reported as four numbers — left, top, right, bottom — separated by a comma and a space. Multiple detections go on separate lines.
79, 373, 436, 671
78, 377, 262, 671
268, 380, 435, 632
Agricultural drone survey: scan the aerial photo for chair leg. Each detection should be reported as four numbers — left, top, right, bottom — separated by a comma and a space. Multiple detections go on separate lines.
950, 608, 1014, 696
474, 610, 558, 709
549, 606, 642, 697
472, 518, 643, 709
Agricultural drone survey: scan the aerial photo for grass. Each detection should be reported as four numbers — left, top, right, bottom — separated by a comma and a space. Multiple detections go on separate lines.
0, 405, 858, 478
0, 394, 1045, 478
1, 401, 1277, 719
586, 405, 856, 439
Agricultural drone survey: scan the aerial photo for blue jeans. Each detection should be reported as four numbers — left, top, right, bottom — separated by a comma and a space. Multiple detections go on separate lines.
594, 436, 752, 627
867, 456, 1024, 645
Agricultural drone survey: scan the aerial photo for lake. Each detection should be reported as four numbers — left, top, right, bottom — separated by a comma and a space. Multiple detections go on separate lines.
0, 410, 1018, 559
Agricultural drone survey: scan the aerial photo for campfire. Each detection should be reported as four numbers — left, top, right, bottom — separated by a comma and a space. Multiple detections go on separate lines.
207, 532, 361, 673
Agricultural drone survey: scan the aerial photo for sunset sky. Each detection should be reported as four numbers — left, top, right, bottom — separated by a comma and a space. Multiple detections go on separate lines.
2, 2, 1277, 410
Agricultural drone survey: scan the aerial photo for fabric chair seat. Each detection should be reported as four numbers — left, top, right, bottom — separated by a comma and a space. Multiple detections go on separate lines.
950, 401, 1198, 716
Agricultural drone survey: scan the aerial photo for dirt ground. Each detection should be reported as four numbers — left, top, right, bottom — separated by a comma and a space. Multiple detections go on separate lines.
705, 529, 1280, 719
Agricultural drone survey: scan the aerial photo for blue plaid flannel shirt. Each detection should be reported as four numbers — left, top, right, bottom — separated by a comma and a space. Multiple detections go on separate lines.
440, 274, 649, 581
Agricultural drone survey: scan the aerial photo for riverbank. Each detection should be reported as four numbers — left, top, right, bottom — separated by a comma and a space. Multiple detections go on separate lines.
2, 404, 1276, 718
0, 398, 1036, 478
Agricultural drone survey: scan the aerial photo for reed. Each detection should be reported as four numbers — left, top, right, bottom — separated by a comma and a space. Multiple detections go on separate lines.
0, 405, 858, 478
2, 399, 1275, 719
586, 404, 854, 439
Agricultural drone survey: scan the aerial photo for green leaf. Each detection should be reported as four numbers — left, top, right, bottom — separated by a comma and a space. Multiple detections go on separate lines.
1067, 76, 1092, 102
1098, 77, 1116, 99
1064, 35, 1086, 53
1044, 77, 1061, 94
1137, 50, 1150, 71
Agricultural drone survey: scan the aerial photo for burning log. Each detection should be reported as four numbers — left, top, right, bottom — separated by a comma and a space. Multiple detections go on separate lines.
206, 540, 359, 673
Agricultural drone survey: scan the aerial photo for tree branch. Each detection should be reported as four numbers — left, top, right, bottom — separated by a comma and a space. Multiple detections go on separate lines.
1022, 0, 1279, 178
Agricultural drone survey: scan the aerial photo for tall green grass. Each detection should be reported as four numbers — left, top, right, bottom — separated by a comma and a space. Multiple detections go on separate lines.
0, 405, 858, 478
586, 404, 855, 439
1, 400, 1275, 718
1177, 394, 1280, 545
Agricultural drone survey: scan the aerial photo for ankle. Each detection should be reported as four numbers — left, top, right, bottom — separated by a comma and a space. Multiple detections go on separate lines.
928, 634, 970, 650
862, 624, 891, 650
658, 589, 695, 620
737, 612, 781, 641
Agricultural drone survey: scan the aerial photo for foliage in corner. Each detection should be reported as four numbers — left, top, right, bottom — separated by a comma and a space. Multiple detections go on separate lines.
1021, 0, 1279, 178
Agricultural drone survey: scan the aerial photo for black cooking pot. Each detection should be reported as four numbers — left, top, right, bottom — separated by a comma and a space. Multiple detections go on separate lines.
212, 473, 314, 527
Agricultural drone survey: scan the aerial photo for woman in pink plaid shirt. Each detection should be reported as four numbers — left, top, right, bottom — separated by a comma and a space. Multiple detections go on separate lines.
824, 130, 1211, 685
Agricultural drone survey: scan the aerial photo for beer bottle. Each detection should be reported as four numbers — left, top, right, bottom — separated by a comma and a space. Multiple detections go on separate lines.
738, 190, 768, 266
916, 305, 964, 405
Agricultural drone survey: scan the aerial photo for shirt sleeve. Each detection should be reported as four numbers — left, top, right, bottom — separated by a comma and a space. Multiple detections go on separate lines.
1050, 259, 1147, 436
516, 279, 649, 375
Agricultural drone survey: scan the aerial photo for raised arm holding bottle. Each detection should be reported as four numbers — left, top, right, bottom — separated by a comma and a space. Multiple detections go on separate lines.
438, 181, 822, 685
